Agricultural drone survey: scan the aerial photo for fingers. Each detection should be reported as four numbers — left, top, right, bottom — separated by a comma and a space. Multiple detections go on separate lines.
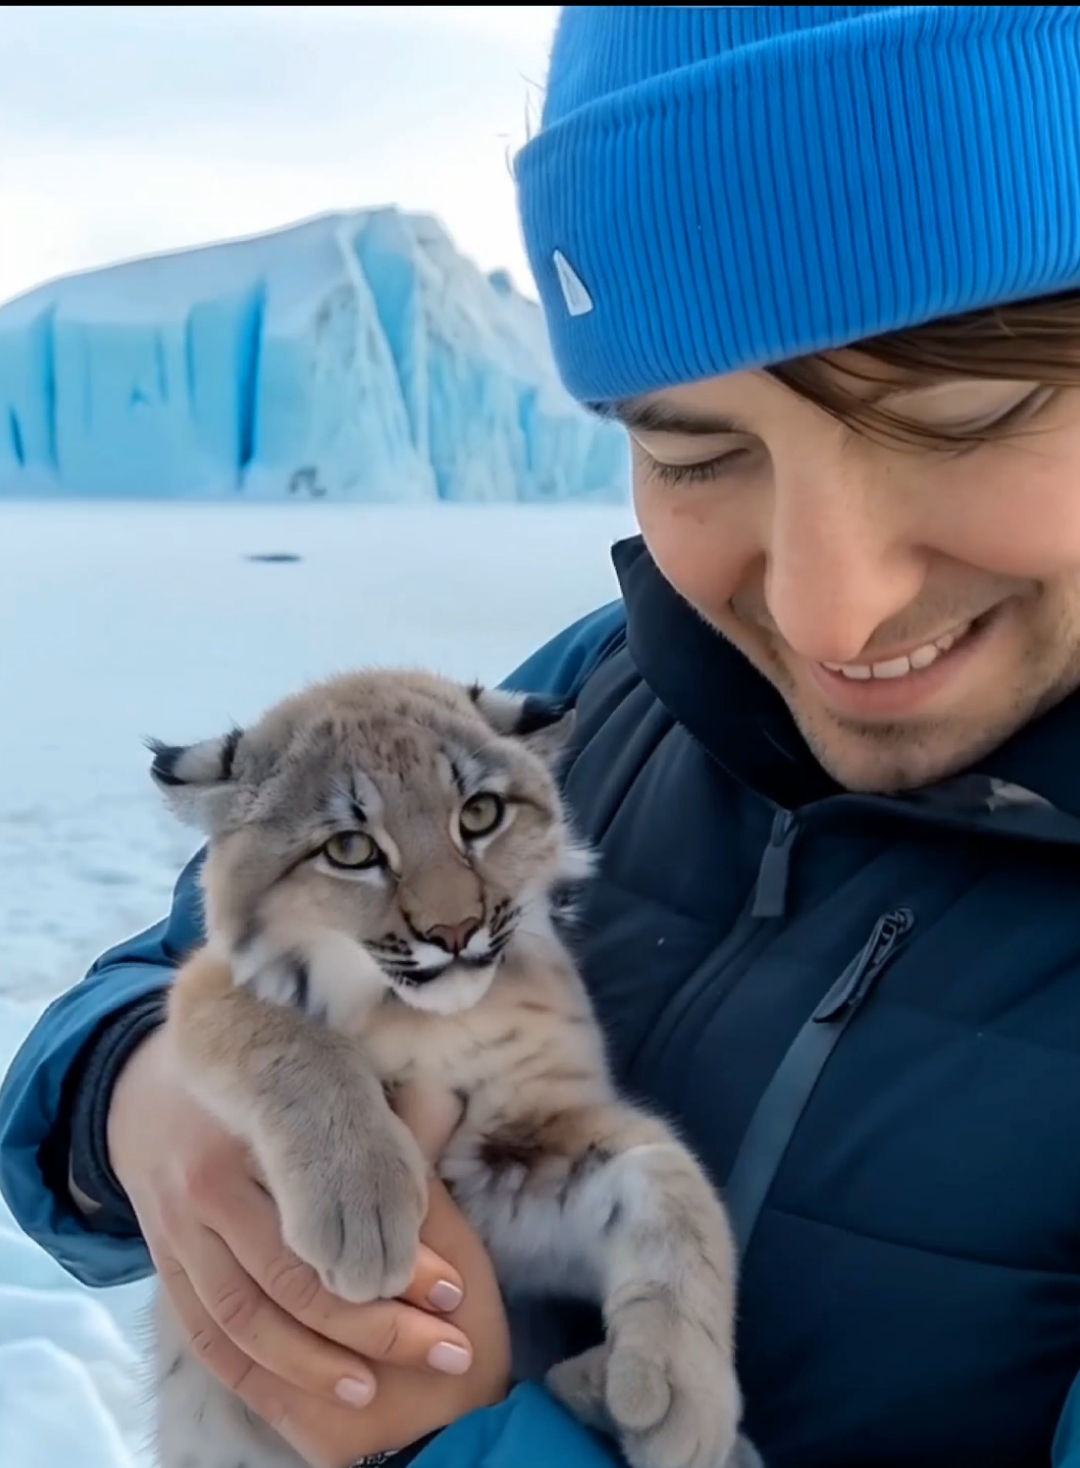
156, 1251, 392, 1468
159, 1226, 379, 1407
398, 1243, 466, 1313
193, 1172, 474, 1373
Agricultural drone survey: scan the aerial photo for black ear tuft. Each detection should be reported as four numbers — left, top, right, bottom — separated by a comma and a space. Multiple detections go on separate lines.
515, 695, 571, 736
467, 684, 569, 736
145, 728, 246, 837
146, 728, 245, 789
146, 738, 187, 788
220, 727, 243, 780
468, 685, 576, 767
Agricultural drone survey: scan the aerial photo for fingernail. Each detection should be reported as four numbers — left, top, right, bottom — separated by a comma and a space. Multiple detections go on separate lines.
427, 1279, 464, 1312
427, 1341, 472, 1375
335, 1375, 375, 1407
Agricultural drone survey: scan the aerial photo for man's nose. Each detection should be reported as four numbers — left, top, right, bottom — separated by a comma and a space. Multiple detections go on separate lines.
763, 457, 926, 665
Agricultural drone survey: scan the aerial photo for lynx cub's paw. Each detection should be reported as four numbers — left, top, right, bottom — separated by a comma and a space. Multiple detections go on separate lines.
262, 1107, 428, 1303
548, 1305, 742, 1468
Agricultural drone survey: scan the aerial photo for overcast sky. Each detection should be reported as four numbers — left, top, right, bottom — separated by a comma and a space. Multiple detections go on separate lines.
0, 5, 560, 306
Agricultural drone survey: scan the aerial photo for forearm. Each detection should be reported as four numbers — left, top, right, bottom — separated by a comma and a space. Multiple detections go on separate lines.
0, 968, 169, 1283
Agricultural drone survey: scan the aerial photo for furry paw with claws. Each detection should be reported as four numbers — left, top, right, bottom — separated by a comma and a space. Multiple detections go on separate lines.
547, 1305, 743, 1468
263, 1109, 428, 1303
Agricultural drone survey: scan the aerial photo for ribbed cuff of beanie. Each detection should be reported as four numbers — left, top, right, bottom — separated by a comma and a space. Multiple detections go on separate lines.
517, 5, 1080, 402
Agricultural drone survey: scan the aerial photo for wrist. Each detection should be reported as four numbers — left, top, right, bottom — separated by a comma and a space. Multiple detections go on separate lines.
105, 1017, 169, 1192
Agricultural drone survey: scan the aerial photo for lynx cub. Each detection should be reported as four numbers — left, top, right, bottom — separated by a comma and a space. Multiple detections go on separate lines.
150, 670, 752, 1468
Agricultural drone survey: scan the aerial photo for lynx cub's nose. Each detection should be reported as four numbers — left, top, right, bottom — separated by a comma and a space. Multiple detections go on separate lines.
425, 917, 482, 955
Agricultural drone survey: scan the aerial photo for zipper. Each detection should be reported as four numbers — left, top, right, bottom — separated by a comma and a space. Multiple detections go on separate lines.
812, 907, 915, 1021
751, 807, 798, 918
724, 905, 917, 1254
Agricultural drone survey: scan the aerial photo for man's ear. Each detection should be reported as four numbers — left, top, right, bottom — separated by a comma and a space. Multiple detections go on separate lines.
467, 685, 576, 767
146, 727, 244, 832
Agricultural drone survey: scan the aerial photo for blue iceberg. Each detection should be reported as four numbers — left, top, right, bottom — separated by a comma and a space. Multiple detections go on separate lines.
0, 210, 628, 502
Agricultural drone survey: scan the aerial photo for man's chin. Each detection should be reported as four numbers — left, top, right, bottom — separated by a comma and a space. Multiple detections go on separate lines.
792, 707, 1009, 794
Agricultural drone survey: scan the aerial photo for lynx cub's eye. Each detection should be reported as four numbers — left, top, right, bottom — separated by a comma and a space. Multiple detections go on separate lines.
324, 831, 380, 869
459, 792, 505, 839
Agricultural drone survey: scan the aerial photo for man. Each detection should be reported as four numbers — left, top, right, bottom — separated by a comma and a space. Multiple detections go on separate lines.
7, 7, 1080, 1466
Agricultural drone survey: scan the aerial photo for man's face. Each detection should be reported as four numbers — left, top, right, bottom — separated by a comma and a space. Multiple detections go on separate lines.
625, 362, 1080, 792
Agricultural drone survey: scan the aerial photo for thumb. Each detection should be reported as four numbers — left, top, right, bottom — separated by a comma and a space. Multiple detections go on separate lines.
392, 1083, 464, 1168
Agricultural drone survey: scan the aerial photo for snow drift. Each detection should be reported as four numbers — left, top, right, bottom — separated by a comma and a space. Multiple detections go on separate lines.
0, 995, 153, 1467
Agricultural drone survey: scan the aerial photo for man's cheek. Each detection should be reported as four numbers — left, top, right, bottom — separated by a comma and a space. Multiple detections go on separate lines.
640, 516, 751, 621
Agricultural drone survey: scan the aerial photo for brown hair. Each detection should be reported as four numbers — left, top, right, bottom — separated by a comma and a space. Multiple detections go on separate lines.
768, 291, 1080, 449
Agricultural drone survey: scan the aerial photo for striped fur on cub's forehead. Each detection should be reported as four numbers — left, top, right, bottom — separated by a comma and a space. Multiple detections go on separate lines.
149, 668, 574, 838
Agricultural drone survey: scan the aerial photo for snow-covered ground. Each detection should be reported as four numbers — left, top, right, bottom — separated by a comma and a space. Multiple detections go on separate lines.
0, 994, 154, 1468
0, 498, 635, 1467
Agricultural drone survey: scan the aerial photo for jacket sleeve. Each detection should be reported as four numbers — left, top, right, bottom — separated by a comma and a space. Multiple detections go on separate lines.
0, 849, 206, 1286
412, 1383, 620, 1468
1054, 1371, 1080, 1466
502, 600, 626, 702
0, 601, 626, 1290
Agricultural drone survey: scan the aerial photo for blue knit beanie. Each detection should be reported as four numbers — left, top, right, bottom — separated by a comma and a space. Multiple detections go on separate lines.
516, 6, 1080, 403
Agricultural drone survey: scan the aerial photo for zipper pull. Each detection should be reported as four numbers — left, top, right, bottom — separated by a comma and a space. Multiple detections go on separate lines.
813, 908, 915, 1022
752, 808, 797, 919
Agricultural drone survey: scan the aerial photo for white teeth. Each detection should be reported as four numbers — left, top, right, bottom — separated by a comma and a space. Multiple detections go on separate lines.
871, 656, 912, 680
822, 620, 973, 682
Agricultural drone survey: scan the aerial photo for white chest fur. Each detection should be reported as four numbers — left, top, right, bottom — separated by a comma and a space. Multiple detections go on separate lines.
357, 934, 613, 1127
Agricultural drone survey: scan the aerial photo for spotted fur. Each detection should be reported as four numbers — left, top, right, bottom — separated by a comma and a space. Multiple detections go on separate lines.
150, 669, 754, 1468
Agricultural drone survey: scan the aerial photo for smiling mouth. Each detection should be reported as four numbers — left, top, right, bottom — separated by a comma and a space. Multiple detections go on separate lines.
818, 609, 997, 682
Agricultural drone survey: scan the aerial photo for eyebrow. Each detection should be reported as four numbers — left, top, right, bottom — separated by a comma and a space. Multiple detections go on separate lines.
599, 397, 748, 436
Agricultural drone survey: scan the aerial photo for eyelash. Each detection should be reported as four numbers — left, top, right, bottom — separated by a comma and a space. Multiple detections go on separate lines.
648, 448, 752, 487
955, 384, 1057, 439
646, 386, 1059, 484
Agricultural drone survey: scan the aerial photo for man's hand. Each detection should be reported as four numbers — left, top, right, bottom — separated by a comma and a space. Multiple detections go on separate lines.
263, 1170, 511, 1467
108, 1027, 510, 1464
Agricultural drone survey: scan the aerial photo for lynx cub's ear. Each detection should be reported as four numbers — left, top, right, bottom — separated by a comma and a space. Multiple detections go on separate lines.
146, 727, 244, 831
468, 685, 575, 766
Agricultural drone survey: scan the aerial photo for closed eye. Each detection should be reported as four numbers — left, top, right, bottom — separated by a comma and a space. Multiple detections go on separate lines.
938, 384, 1059, 449
647, 447, 756, 486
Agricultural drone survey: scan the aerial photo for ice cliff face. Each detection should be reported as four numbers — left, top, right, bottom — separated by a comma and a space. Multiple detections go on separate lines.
0, 209, 627, 502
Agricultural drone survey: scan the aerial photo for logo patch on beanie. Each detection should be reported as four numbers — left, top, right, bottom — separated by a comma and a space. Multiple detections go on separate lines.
553, 249, 593, 317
